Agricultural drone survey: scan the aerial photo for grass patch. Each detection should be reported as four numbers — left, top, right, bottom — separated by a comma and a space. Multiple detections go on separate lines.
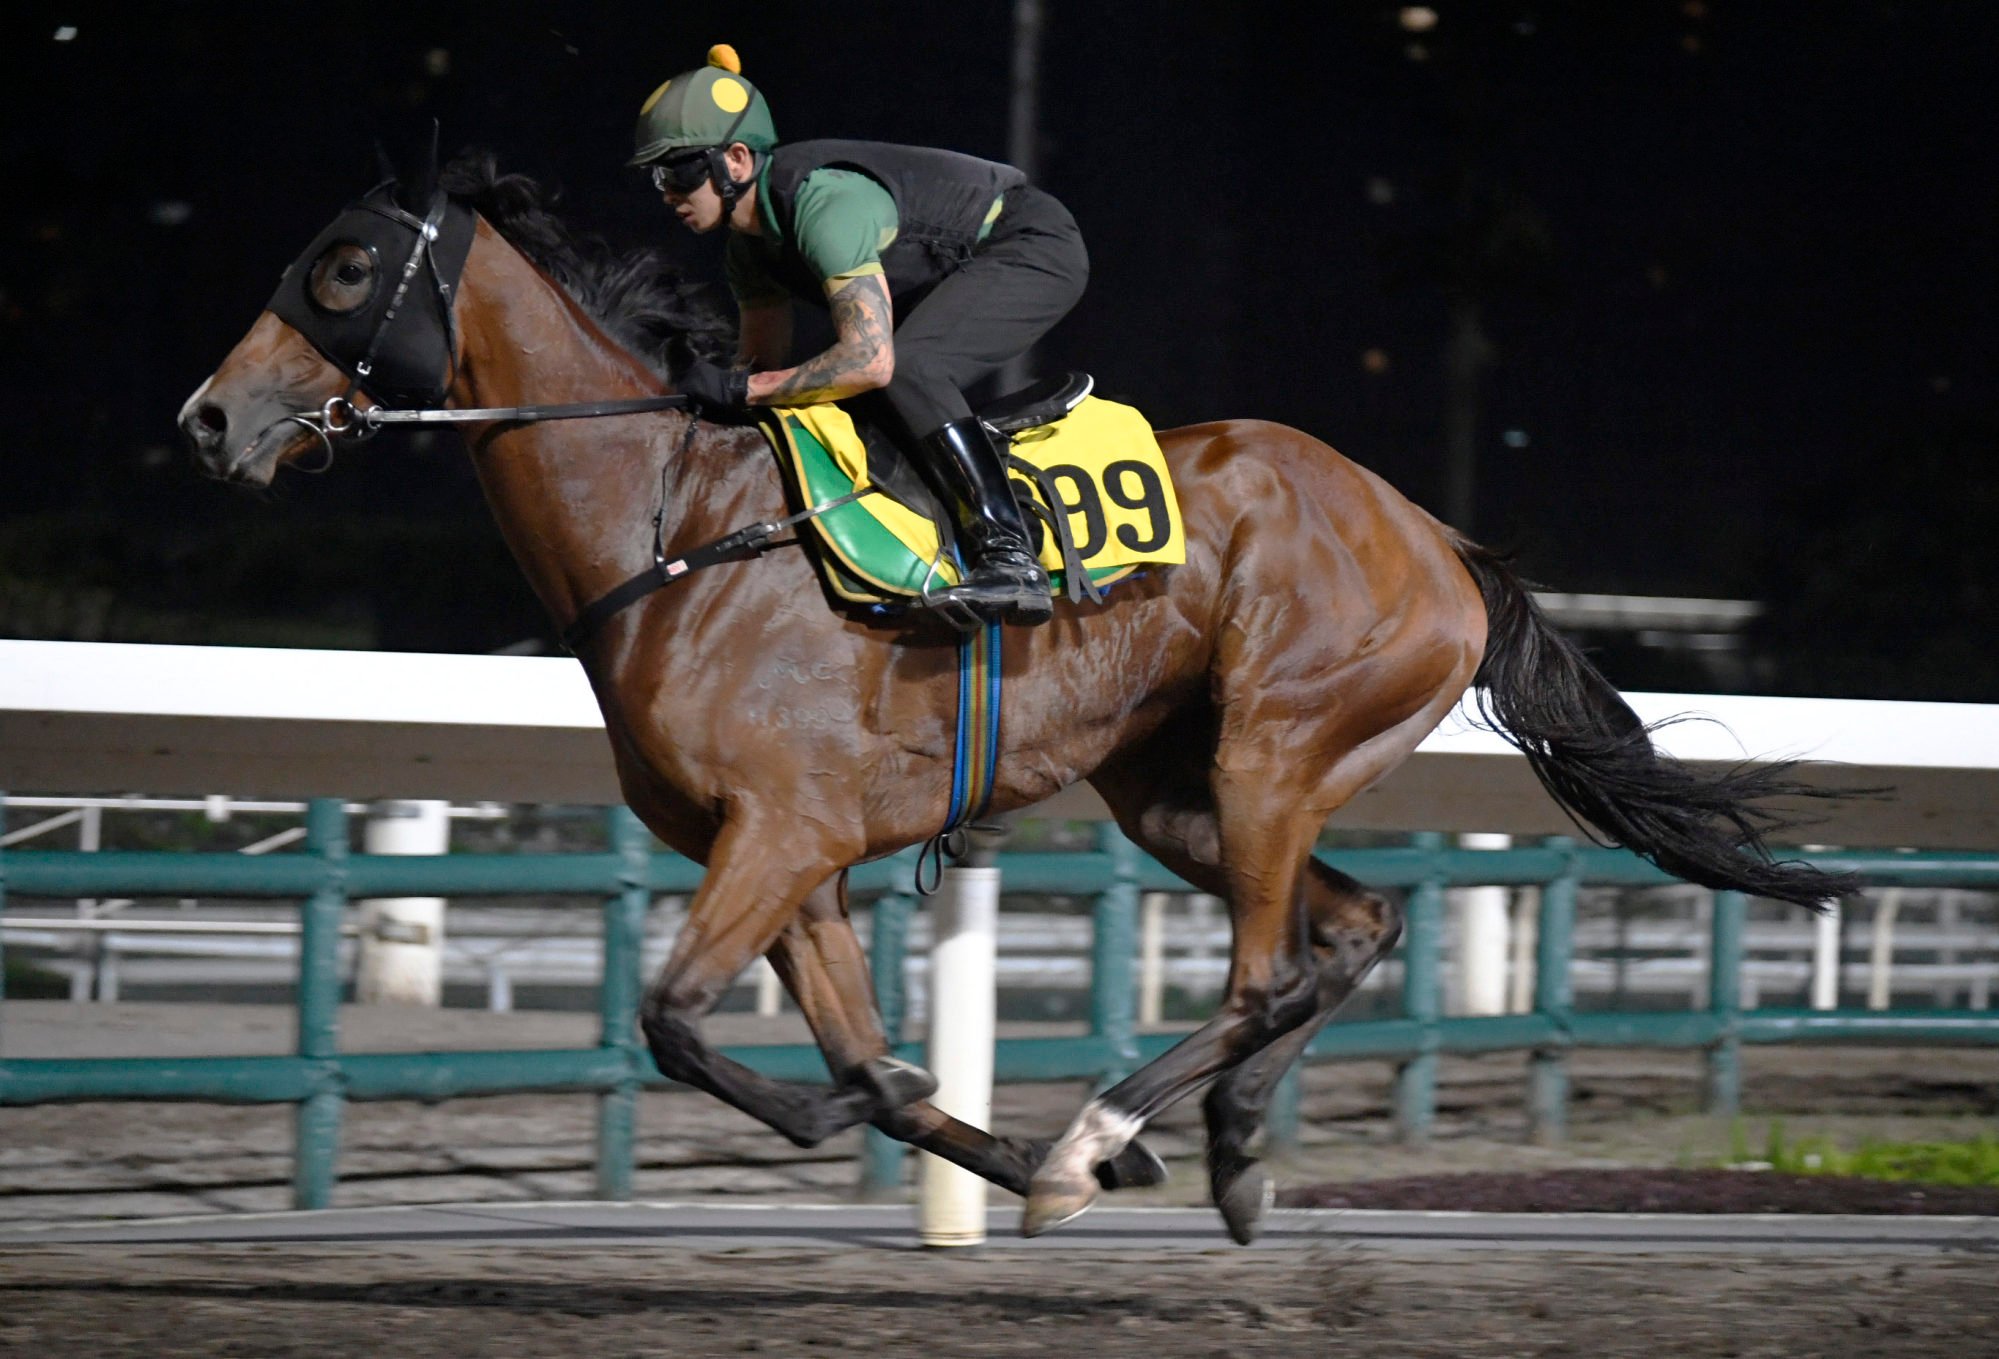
1722, 1118, 1999, 1187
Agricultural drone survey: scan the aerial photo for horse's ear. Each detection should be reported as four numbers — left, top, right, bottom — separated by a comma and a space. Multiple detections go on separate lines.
380, 120, 442, 210
407, 120, 442, 207
374, 140, 398, 187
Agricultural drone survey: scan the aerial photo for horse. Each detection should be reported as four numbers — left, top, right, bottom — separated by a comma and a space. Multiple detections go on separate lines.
179, 151, 1856, 1243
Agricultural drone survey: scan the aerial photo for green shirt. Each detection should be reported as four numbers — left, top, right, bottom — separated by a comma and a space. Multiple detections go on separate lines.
724, 162, 1007, 307
726, 166, 899, 306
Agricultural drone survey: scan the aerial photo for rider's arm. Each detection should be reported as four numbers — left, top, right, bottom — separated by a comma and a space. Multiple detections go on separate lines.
743, 274, 893, 405
736, 300, 792, 372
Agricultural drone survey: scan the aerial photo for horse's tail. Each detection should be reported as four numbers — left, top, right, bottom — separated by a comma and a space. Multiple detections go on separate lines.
1450, 536, 1858, 909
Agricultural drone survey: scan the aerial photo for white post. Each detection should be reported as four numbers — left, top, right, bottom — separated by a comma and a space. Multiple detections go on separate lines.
1138, 892, 1167, 1027
1507, 886, 1538, 1014
1451, 832, 1511, 1016
754, 958, 784, 1016
1866, 890, 1901, 1011
919, 863, 999, 1247
356, 799, 449, 1006
1810, 900, 1842, 1011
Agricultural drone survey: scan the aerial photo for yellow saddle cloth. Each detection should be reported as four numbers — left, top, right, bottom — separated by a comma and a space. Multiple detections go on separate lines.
762, 395, 1187, 606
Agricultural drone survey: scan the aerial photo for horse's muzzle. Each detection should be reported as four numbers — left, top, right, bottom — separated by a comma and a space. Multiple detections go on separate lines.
179, 398, 295, 485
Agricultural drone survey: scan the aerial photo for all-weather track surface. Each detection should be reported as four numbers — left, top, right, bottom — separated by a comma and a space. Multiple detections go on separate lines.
4, 1201, 1994, 1254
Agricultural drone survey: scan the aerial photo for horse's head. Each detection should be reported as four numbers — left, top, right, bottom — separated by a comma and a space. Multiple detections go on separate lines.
179, 161, 477, 486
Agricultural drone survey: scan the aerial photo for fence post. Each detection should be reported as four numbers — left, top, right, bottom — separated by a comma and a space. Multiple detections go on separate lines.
861, 869, 916, 1196
1092, 823, 1142, 1089
1393, 832, 1445, 1142
294, 797, 347, 1210
920, 845, 1001, 1247
356, 799, 450, 1006
597, 806, 651, 1199
1528, 836, 1578, 1144
1705, 889, 1746, 1115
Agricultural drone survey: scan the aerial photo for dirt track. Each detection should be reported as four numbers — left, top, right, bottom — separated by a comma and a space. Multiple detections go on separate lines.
3, 1244, 1994, 1358
5, 1004, 1999, 1354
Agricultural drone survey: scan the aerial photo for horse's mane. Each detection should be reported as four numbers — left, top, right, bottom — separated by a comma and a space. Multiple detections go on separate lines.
438, 151, 734, 377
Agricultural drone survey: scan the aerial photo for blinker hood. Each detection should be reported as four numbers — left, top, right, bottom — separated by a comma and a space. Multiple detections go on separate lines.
266, 186, 477, 408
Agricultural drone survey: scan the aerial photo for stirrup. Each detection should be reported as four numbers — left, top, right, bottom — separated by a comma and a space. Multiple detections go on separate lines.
919, 550, 989, 633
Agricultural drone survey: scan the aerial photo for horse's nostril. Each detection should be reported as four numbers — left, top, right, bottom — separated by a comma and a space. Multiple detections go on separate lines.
196, 403, 228, 434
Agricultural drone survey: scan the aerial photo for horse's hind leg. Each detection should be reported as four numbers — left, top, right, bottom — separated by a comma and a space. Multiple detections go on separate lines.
1093, 772, 1401, 1240
769, 873, 1168, 1196
637, 814, 930, 1148
1023, 775, 1330, 1234
1030, 711, 1423, 1237
1200, 861, 1400, 1242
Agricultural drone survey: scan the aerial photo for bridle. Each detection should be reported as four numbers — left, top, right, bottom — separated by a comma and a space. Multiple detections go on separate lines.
256, 180, 878, 653
262, 184, 696, 466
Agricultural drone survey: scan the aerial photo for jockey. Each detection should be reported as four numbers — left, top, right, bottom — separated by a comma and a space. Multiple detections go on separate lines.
630, 45, 1088, 627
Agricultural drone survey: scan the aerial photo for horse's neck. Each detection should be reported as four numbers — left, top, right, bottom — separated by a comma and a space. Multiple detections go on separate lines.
447, 224, 766, 630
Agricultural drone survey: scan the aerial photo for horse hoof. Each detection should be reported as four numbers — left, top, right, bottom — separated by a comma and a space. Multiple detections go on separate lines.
1094, 1137, 1169, 1191
1021, 1181, 1098, 1237
1215, 1165, 1275, 1246
856, 1056, 938, 1111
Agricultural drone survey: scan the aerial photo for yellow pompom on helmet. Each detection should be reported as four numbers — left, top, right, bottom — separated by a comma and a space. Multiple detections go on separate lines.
629, 44, 777, 166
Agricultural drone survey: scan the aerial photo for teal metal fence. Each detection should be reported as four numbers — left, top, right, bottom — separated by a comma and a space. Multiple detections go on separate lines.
3, 798, 1997, 1207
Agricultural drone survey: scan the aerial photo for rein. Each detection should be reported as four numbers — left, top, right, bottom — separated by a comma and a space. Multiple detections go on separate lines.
269, 391, 878, 652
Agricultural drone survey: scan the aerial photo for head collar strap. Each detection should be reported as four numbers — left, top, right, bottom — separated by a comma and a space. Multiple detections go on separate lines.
266, 183, 477, 407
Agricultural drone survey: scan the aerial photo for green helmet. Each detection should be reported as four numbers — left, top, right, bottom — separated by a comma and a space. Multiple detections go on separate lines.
629, 45, 777, 166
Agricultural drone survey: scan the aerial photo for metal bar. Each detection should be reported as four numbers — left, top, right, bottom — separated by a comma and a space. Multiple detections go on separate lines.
10, 843, 1996, 902
1090, 824, 1141, 1089
293, 798, 347, 1210
0, 1055, 321, 1103
0, 808, 87, 847
0, 791, 8, 1023
1266, 1065, 1303, 1152
1705, 889, 1745, 1114
862, 868, 916, 1195
1392, 833, 1445, 1142
595, 806, 650, 1200
1737, 1009, 1999, 1043
1528, 837, 1578, 1144
8, 1005, 1997, 1108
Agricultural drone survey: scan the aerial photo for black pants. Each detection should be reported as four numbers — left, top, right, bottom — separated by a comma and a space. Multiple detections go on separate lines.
873, 185, 1088, 442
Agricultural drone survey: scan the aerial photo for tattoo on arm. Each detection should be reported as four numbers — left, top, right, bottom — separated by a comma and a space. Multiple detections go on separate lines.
746, 274, 894, 405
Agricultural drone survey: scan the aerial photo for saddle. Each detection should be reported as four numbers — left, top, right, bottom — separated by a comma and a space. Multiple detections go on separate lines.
758, 373, 1188, 611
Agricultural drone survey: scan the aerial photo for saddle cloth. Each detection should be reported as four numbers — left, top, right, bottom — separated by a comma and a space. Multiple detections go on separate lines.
758, 377, 1187, 608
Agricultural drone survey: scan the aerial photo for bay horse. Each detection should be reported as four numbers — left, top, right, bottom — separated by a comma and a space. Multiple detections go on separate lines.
179, 153, 1854, 1243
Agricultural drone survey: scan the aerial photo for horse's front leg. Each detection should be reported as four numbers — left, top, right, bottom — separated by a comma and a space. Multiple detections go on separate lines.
638, 813, 932, 1147
769, 873, 1168, 1196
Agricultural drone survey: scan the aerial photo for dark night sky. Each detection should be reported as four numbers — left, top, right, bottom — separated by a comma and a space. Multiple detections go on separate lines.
1, 2, 1993, 692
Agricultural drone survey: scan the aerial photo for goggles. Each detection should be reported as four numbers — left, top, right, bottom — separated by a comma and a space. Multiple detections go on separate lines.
649, 152, 712, 194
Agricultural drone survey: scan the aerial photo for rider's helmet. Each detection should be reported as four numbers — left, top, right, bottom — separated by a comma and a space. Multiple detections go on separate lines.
630, 45, 776, 216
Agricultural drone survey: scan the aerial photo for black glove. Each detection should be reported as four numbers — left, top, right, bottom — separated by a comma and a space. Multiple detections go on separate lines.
677, 361, 751, 418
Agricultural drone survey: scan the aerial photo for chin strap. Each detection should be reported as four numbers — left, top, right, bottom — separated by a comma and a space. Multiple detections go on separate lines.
700, 102, 761, 218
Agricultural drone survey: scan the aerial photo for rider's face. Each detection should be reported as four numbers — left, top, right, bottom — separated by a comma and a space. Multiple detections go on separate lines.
656, 144, 755, 235
661, 174, 727, 233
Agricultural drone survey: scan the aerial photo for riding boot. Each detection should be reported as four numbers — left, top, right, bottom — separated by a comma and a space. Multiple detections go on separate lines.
920, 417, 1053, 626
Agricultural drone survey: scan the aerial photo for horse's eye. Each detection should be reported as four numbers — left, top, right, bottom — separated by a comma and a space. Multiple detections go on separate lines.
308, 244, 376, 314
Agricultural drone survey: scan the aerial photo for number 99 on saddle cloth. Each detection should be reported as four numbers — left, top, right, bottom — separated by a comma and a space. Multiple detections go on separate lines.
762, 392, 1187, 609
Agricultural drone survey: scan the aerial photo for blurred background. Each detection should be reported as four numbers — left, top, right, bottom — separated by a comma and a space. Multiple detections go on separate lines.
1, 0, 1992, 696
